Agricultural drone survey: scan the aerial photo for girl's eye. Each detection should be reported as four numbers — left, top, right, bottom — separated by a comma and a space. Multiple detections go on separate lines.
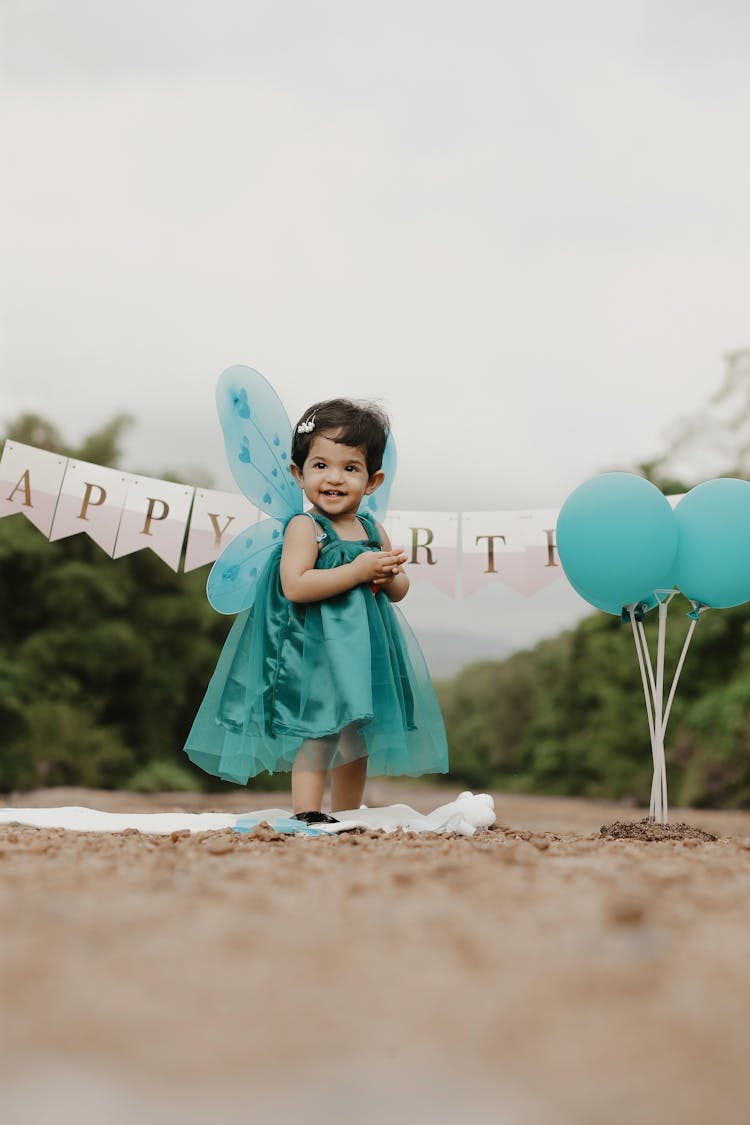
345, 465, 359, 472
313, 462, 326, 469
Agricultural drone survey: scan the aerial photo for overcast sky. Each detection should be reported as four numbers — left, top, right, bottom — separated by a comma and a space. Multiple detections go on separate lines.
2, 0, 749, 662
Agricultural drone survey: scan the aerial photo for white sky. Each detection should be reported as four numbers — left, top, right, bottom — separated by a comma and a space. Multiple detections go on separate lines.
2, 0, 749, 662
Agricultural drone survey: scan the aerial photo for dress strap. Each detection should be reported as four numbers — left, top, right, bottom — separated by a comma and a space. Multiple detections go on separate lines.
304, 511, 328, 544
357, 511, 381, 545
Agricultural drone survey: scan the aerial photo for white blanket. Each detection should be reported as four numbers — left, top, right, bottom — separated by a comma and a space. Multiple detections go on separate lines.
0, 791, 495, 837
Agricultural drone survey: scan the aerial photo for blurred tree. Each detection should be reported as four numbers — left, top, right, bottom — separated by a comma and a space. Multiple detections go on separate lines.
0, 414, 265, 794
5, 414, 65, 454
644, 348, 750, 486
76, 414, 134, 467
441, 597, 750, 807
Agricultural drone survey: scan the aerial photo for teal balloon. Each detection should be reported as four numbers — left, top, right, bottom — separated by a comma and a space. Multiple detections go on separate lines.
569, 576, 659, 618
674, 478, 750, 608
557, 473, 677, 616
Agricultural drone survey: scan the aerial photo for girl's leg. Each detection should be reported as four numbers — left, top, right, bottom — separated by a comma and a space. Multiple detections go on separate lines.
292, 737, 335, 813
330, 725, 368, 812
291, 762, 326, 813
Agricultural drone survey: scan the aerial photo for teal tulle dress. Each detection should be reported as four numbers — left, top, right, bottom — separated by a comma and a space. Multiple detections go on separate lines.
184, 512, 449, 784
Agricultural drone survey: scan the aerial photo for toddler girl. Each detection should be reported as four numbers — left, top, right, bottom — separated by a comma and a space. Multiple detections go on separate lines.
184, 397, 448, 821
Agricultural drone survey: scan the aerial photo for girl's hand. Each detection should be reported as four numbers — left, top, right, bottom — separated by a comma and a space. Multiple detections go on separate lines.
371, 523, 410, 603
371, 564, 406, 587
370, 558, 409, 602
352, 549, 408, 585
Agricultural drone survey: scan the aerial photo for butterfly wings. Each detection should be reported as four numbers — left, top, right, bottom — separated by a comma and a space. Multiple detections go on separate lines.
215, 365, 300, 520
208, 367, 301, 614
207, 517, 287, 614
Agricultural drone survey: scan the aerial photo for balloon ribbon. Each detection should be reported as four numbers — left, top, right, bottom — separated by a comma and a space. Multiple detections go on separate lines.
627, 596, 699, 825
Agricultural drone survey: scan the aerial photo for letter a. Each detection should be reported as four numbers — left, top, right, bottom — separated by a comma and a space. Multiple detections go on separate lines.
6, 470, 33, 508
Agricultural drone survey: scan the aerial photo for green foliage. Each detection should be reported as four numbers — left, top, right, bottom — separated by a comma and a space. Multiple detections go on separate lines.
76, 415, 134, 468
127, 760, 201, 794
5, 412, 133, 466
0, 416, 254, 794
0, 506, 240, 792
440, 597, 750, 808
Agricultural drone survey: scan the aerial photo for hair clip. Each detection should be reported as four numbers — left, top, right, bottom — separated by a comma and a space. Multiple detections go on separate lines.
297, 414, 316, 434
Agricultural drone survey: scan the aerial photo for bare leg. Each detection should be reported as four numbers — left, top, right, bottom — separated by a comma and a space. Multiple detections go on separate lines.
291, 763, 326, 813
331, 725, 368, 812
330, 757, 368, 812
292, 737, 335, 813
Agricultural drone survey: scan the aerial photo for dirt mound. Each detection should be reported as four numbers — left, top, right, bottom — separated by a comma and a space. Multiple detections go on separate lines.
600, 817, 718, 842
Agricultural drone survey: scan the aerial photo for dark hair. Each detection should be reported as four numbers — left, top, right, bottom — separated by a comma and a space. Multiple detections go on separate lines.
291, 398, 389, 477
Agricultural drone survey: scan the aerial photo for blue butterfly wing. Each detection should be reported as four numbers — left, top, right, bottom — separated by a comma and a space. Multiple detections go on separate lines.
216, 365, 300, 520
207, 516, 285, 614
359, 431, 397, 521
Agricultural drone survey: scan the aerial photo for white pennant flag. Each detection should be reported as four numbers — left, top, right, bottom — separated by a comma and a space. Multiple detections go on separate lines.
184, 488, 261, 573
382, 511, 460, 597
0, 440, 68, 536
462, 509, 562, 597
50, 460, 131, 556
113, 475, 195, 572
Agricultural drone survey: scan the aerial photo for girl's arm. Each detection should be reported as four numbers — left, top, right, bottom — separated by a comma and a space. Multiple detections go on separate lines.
280, 515, 408, 604
374, 523, 410, 603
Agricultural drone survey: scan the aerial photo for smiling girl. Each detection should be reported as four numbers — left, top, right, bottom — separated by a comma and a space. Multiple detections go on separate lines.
183, 397, 448, 821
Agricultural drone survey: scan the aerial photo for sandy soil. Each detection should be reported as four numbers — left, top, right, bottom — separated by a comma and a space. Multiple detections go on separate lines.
2, 783, 750, 1125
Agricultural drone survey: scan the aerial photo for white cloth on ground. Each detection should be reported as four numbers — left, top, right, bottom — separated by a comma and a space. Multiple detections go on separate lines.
0, 791, 495, 837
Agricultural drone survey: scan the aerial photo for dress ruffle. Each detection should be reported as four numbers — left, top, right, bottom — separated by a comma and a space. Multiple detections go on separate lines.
184, 513, 448, 784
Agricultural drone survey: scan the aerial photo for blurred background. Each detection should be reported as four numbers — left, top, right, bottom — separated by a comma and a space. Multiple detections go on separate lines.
2, 0, 749, 806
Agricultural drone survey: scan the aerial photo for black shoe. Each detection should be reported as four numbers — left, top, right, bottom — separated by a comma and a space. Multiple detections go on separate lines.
292, 810, 339, 824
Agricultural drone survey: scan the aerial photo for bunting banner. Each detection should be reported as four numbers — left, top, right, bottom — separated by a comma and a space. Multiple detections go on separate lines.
184, 489, 261, 573
0, 439, 569, 598
50, 458, 132, 555
382, 510, 461, 597
461, 510, 561, 597
114, 475, 195, 572
0, 441, 68, 536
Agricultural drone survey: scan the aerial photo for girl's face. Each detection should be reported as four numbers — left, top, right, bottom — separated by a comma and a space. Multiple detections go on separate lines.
291, 431, 384, 520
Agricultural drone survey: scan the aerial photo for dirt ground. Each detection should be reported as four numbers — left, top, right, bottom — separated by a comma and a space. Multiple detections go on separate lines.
2, 782, 750, 1125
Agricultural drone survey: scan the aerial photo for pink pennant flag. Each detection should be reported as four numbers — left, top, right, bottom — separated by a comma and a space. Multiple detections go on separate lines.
113, 475, 195, 572
461, 510, 562, 597
184, 489, 261, 573
0, 440, 68, 536
462, 511, 518, 597
491, 545, 563, 596
382, 511, 459, 598
49, 460, 131, 555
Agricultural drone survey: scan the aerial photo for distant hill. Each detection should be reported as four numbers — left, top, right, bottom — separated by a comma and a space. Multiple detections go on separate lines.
418, 629, 512, 678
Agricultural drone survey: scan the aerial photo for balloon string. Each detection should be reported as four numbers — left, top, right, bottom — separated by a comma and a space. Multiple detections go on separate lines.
662, 618, 697, 735
635, 612, 669, 823
630, 612, 658, 820
631, 614, 656, 747
634, 600, 698, 826
636, 617, 664, 820
637, 620, 657, 703
650, 760, 660, 822
655, 602, 668, 825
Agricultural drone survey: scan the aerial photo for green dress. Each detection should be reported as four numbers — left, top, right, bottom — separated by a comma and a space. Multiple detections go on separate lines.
184, 512, 449, 784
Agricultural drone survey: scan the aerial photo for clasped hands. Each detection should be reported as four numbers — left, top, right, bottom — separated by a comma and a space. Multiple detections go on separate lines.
352, 549, 408, 587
